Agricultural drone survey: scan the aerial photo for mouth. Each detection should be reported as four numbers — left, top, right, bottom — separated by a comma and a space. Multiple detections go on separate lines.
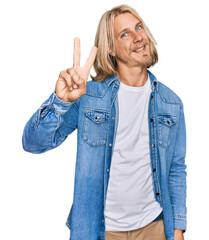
133, 45, 146, 53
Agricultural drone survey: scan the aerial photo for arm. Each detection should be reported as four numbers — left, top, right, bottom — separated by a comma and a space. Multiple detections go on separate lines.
168, 102, 187, 233
22, 93, 79, 154
22, 38, 97, 154
174, 229, 184, 240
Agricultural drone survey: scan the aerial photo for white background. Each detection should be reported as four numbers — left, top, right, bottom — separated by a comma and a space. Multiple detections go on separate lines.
0, 0, 208, 239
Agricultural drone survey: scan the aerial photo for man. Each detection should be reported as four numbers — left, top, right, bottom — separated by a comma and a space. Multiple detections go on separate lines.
22, 4, 187, 240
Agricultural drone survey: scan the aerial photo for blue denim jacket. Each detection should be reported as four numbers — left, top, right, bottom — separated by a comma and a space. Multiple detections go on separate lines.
22, 70, 187, 240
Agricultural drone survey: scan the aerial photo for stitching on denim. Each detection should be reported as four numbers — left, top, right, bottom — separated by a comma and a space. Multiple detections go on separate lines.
158, 122, 175, 149
158, 89, 181, 106
107, 76, 118, 87
31, 115, 39, 131
151, 92, 162, 205
85, 76, 118, 97
85, 87, 108, 97
50, 113, 61, 146
85, 107, 110, 113
82, 108, 109, 147
74, 100, 79, 110
174, 215, 187, 220
32, 94, 55, 131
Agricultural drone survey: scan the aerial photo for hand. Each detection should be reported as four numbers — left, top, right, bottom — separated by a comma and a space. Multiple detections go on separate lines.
55, 37, 97, 102
174, 229, 184, 240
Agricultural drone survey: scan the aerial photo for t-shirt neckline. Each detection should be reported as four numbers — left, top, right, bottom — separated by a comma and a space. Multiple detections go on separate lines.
119, 75, 150, 92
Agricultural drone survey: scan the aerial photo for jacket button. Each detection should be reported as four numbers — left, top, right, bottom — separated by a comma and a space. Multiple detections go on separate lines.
112, 117, 115, 120
107, 169, 109, 172
109, 143, 112, 147
151, 144, 155, 148
150, 118, 153, 122
153, 168, 156, 172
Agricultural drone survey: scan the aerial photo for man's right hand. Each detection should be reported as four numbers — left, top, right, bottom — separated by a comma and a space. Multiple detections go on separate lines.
55, 38, 98, 102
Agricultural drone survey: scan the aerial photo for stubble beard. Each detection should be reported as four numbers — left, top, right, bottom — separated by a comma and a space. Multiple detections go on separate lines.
142, 52, 153, 68
115, 45, 153, 68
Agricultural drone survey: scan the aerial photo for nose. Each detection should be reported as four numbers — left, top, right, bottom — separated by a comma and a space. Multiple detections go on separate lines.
133, 31, 143, 43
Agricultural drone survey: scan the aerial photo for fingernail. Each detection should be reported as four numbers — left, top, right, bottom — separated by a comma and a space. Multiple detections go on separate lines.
70, 87, 73, 90
73, 84, 77, 88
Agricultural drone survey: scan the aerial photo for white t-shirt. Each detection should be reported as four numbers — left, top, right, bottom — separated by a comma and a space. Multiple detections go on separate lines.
104, 75, 162, 231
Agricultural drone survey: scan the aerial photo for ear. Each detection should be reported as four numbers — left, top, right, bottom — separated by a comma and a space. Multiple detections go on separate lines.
108, 47, 116, 57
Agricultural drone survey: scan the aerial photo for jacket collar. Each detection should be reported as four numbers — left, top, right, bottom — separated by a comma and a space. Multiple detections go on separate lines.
147, 69, 159, 92
87, 69, 159, 97
105, 69, 158, 92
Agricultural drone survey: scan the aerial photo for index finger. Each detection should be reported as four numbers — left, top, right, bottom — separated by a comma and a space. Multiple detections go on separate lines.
84, 46, 98, 71
73, 37, 80, 67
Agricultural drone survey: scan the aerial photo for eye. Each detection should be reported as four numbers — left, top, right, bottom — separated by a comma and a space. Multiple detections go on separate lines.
121, 33, 128, 38
136, 26, 142, 31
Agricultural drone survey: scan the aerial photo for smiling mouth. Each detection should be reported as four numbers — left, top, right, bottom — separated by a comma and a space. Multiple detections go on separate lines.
134, 45, 145, 52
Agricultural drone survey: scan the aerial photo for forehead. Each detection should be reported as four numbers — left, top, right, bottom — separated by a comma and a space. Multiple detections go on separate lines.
114, 12, 140, 32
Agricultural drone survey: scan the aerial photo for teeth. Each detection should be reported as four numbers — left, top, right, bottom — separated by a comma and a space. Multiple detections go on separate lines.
135, 46, 144, 51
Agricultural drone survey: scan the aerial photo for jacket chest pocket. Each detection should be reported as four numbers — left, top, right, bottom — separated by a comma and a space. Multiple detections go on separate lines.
82, 108, 110, 147
157, 115, 177, 149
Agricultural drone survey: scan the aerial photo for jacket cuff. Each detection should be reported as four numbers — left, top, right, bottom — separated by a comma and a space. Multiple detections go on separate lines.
52, 92, 75, 114
173, 215, 187, 231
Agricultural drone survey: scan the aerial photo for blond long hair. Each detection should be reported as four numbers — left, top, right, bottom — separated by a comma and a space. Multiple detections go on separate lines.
91, 4, 158, 82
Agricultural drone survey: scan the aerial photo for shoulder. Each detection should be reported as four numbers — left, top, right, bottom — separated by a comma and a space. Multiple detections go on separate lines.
157, 81, 184, 108
85, 80, 107, 97
148, 70, 184, 108
85, 76, 115, 97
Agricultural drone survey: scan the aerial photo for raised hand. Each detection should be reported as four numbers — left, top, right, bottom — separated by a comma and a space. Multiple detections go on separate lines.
55, 38, 97, 102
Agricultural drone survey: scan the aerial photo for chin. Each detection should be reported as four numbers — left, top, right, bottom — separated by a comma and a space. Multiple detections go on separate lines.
132, 58, 148, 67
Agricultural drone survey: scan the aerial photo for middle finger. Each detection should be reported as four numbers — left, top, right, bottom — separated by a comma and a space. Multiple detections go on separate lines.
73, 37, 80, 68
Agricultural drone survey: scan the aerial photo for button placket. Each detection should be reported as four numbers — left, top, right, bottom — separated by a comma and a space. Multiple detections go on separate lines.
148, 91, 162, 205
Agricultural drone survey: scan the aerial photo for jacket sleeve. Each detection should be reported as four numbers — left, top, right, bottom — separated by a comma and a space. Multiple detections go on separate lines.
168, 101, 187, 231
22, 92, 79, 154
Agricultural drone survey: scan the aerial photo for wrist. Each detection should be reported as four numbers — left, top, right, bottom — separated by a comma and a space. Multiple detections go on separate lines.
54, 92, 74, 103
174, 229, 184, 232
174, 229, 184, 240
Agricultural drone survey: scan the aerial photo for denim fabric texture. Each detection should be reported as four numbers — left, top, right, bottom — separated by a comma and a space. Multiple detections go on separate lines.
22, 70, 187, 240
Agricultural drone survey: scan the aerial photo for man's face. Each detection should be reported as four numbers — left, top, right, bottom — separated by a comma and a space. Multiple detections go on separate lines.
112, 13, 152, 68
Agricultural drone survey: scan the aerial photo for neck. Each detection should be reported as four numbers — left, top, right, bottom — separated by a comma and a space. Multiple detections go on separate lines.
116, 64, 148, 87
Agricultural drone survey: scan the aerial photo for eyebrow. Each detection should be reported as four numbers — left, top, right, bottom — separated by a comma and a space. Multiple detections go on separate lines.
117, 21, 142, 37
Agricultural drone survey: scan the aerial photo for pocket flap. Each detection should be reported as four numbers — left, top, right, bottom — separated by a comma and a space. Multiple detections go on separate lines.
85, 108, 110, 123
158, 115, 177, 127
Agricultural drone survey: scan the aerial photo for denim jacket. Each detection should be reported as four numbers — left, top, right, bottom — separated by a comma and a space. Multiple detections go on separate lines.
22, 70, 187, 240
